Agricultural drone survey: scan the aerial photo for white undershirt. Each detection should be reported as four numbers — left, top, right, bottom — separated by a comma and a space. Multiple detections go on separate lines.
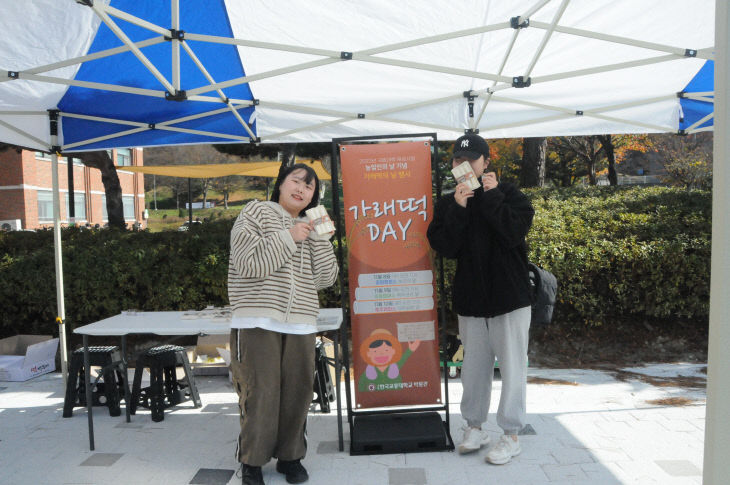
230, 316, 317, 335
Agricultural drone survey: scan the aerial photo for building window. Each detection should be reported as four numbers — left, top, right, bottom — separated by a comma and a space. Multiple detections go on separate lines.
116, 148, 132, 166
123, 195, 135, 220
37, 190, 54, 221
64, 192, 86, 221
35, 151, 51, 160
101, 195, 136, 221
72, 157, 84, 166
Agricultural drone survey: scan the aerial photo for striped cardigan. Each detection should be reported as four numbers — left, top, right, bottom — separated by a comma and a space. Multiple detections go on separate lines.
228, 200, 339, 326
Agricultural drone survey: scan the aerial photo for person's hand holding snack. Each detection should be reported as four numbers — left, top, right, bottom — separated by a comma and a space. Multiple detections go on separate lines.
482, 171, 498, 191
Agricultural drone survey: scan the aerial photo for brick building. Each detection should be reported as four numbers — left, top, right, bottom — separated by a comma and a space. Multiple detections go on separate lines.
0, 148, 145, 230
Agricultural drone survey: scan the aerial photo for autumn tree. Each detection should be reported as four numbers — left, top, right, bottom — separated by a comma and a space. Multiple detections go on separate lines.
651, 132, 713, 189
210, 175, 247, 208
549, 136, 610, 185
546, 137, 590, 186
597, 134, 653, 185
487, 138, 522, 185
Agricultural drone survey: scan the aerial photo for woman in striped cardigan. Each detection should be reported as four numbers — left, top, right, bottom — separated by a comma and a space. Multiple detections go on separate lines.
228, 163, 339, 485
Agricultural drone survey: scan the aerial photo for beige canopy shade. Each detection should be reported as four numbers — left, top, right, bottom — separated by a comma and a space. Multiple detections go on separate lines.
120, 159, 331, 180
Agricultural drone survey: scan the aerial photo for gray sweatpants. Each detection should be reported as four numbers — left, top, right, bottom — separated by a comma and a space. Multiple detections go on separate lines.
229, 328, 315, 466
458, 306, 531, 435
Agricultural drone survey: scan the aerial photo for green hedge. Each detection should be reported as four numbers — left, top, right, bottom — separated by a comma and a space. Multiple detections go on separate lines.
0, 186, 710, 339
524, 185, 710, 329
0, 223, 231, 338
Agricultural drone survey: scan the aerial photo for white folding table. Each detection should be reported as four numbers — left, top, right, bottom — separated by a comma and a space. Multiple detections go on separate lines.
74, 308, 343, 450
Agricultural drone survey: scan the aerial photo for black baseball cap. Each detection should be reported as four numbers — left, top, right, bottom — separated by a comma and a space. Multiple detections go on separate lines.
453, 134, 490, 160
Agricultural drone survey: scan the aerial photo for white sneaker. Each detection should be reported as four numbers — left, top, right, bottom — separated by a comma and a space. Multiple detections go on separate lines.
485, 435, 521, 465
457, 426, 490, 454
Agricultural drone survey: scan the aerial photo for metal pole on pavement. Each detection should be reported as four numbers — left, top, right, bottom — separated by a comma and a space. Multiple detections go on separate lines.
49, 110, 68, 386
704, 2, 730, 482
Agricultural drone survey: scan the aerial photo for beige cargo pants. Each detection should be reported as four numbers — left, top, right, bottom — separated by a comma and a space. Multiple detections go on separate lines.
229, 328, 315, 466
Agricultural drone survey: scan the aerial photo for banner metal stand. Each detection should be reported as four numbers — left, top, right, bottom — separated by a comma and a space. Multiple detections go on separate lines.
330, 133, 454, 455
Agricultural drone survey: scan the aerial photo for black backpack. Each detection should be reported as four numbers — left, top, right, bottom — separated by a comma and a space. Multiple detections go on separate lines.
528, 263, 558, 326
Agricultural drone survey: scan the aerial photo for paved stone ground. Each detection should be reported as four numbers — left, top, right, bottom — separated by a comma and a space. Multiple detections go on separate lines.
0, 364, 706, 485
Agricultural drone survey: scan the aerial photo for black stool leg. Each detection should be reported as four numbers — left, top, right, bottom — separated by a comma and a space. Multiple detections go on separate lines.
313, 345, 330, 413
163, 365, 179, 406
149, 363, 165, 422
62, 354, 83, 418
130, 360, 145, 415
179, 352, 201, 408
101, 356, 121, 417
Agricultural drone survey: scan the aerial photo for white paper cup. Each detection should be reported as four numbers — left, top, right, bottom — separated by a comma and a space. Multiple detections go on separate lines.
306, 206, 335, 235
451, 161, 481, 191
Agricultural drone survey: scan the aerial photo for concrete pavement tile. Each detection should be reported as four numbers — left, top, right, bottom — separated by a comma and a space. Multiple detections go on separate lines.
584, 447, 632, 463
655, 459, 702, 477
189, 468, 235, 484
551, 447, 595, 465
541, 463, 588, 481
657, 418, 700, 432
79, 453, 124, 466
580, 462, 622, 483
388, 467, 426, 485
594, 418, 633, 434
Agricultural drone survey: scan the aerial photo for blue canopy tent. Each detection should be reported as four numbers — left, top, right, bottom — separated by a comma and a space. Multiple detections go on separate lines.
680, 60, 715, 133
1, 1, 729, 480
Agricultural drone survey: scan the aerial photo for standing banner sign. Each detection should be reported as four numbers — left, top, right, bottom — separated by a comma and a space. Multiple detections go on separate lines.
340, 140, 441, 409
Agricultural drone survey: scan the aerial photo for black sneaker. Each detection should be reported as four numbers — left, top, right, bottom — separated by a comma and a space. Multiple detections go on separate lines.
276, 459, 309, 484
241, 464, 264, 485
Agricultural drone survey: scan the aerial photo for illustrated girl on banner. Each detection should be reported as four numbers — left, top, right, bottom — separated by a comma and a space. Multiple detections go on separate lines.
358, 328, 421, 392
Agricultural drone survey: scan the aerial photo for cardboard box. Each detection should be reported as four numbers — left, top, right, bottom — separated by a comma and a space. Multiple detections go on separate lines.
0, 335, 59, 381
186, 334, 230, 376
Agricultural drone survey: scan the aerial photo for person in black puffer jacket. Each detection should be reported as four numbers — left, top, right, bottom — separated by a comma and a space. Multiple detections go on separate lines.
427, 133, 534, 466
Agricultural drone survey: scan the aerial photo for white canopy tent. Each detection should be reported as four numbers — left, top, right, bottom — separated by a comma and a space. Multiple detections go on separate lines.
0, 1, 727, 480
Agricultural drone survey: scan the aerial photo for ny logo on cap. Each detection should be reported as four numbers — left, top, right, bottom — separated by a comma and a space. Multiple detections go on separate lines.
461, 139, 469, 148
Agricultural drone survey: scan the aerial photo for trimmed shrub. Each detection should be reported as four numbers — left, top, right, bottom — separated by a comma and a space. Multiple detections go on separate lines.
525, 185, 710, 329
0, 186, 711, 339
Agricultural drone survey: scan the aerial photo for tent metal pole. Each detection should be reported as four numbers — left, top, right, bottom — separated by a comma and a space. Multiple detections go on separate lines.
171, 0, 181, 92
530, 21, 713, 59
704, 2, 730, 482
519, 0, 552, 20
0, 118, 49, 148
475, 28, 520, 126
49, 113, 68, 387
188, 178, 193, 226
687, 126, 714, 134
351, 54, 511, 84
179, 41, 257, 139
67, 153, 75, 225
522, 0, 570, 79
19, 37, 165, 77
19, 72, 163, 97
63, 127, 149, 151
685, 112, 715, 132
185, 33, 343, 58
186, 58, 338, 96
533, 54, 682, 84
103, 4, 169, 36
91, 5, 175, 94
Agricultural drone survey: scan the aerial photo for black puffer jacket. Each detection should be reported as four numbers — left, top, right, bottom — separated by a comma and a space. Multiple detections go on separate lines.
427, 182, 534, 318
